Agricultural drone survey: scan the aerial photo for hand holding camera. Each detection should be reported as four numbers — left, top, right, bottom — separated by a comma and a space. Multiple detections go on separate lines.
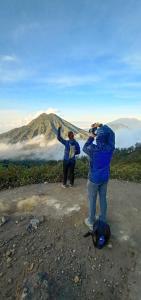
89, 124, 97, 136
89, 123, 102, 137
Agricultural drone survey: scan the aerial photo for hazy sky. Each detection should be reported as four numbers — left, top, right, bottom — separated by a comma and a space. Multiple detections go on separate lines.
0, 0, 141, 132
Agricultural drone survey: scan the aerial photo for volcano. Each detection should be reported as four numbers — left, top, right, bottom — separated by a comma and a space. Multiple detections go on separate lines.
0, 113, 88, 144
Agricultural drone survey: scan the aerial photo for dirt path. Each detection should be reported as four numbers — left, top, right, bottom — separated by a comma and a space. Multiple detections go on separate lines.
0, 179, 141, 300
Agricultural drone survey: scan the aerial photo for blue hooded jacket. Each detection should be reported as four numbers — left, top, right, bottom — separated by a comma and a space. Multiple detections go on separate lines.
57, 128, 80, 162
83, 125, 115, 184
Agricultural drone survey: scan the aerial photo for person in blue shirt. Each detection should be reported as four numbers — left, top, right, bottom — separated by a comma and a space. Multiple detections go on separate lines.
83, 123, 115, 230
57, 126, 80, 188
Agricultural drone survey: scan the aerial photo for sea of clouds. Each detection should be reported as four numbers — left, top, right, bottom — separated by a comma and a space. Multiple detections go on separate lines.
0, 128, 141, 160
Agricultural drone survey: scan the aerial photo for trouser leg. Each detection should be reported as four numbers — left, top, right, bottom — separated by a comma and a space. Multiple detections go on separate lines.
69, 161, 75, 185
87, 180, 98, 224
98, 182, 108, 222
63, 161, 69, 185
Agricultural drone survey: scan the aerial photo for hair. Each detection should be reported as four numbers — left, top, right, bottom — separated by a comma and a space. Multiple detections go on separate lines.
68, 131, 74, 140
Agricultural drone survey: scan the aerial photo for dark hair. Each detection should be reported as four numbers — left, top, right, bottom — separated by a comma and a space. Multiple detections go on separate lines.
68, 131, 74, 139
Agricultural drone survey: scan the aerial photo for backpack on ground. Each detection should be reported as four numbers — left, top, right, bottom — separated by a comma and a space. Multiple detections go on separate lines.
84, 219, 111, 249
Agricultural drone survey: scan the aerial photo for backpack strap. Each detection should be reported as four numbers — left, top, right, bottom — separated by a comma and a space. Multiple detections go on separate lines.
83, 231, 97, 250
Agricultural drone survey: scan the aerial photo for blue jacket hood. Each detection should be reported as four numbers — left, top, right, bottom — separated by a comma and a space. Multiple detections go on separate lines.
96, 125, 115, 151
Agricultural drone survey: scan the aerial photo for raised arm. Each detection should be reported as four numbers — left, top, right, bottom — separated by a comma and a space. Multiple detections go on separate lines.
83, 136, 94, 156
57, 127, 67, 146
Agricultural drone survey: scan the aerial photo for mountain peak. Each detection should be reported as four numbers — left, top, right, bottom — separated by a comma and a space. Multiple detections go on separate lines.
0, 113, 88, 143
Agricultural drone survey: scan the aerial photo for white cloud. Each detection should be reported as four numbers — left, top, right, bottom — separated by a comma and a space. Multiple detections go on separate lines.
0, 55, 18, 62
40, 75, 100, 87
0, 110, 27, 133
0, 128, 141, 161
0, 54, 34, 83
0, 137, 65, 160
116, 128, 141, 148
122, 54, 141, 70
0, 68, 33, 83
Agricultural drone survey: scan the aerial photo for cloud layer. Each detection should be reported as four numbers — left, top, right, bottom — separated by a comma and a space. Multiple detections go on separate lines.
0, 128, 141, 161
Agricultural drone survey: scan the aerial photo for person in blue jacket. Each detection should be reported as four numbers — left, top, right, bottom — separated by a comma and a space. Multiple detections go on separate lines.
83, 123, 115, 230
57, 126, 80, 188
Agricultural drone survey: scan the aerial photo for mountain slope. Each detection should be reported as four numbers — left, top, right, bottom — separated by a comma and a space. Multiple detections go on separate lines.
107, 118, 141, 131
0, 113, 88, 143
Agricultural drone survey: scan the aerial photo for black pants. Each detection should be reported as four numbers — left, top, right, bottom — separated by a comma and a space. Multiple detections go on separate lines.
63, 160, 75, 186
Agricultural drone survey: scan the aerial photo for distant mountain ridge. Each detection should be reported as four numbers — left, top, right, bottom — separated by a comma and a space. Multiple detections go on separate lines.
0, 113, 88, 144
107, 118, 141, 131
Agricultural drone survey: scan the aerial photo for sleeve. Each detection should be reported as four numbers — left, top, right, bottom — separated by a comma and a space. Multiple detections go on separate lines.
57, 127, 67, 146
75, 142, 80, 155
83, 137, 94, 156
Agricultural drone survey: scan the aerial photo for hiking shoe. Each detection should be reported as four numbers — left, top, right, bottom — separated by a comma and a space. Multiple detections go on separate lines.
69, 184, 73, 187
84, 218, 93, 231
61, 184, 67, 188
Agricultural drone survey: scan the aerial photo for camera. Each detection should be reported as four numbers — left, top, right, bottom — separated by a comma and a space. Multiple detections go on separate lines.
89, 127, 97, 135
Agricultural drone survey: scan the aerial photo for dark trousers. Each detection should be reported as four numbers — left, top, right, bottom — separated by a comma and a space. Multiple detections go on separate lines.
63, 160, 75, 186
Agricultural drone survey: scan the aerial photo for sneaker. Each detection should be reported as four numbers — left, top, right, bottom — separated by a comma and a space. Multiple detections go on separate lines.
84, 218, 93, 231
61, 184, 67, 188
69, 184, 73, 187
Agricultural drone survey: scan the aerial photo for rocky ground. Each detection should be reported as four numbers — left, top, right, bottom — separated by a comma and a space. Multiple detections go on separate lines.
0, 179, 141, 300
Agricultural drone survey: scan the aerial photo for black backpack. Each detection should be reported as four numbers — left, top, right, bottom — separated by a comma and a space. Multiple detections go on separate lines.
84, 219, 111, 249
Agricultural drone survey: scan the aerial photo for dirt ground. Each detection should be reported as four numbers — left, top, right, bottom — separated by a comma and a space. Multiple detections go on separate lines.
0, 178, 141, 300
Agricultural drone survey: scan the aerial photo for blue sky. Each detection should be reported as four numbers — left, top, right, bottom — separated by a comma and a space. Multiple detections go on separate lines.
0, 0, 141, 132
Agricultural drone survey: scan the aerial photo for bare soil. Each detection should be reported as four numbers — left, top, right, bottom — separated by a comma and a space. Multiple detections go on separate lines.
0, 179, 141, 300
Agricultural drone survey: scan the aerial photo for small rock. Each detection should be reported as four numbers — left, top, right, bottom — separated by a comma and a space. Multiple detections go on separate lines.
28, 263, 34, 272
0, 272, 3, 277
6, 250, 11, 257
27, 218, 41, 232
0, 216, 9, 226
107, 243, 113, 249
39, 216, 45, 223
7, 257, 12, 264
20, 287, 28, 300
6, 249, 15, 257
8, 278, 12, 284
74, 275, 80, 284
